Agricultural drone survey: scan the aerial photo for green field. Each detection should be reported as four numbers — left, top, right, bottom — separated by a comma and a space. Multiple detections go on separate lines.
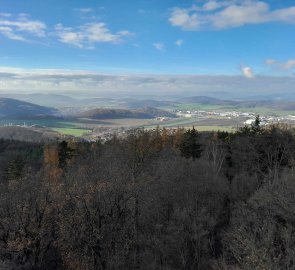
0, 119, 92, 137
52, 127, 92, 136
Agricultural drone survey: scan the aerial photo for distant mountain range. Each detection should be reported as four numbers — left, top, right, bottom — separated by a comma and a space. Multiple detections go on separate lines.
1, 94, 295, 122
179, 96, 295, 111
0, 98, 59, 119
0, 97, 175, 120
76, 107, 176, 119
122, 99, 178, 109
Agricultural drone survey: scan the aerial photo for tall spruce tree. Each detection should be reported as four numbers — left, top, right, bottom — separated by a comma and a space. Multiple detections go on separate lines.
179, 126, 202, 160
58, 141, 74, 170
6, 155, 25, 181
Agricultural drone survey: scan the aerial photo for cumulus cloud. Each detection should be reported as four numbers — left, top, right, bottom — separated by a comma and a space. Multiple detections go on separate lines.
55, 22, 132, 48
266, 58, 295, 70
203, 1, 229, 11
0, 13, 46, 41
153, 42, 165, 51
169, 1, 295, 30
0, 12, 131, 48
169, 8, 200, 30
0, 67, 294, 98
241, 66, 254, 78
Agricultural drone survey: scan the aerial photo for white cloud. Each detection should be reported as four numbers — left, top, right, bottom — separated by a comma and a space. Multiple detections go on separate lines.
169, 8, 200, 30
0, 13, 131, 48
55, 22, 132, 48
153, 42, 165, 51
266, 58, 295, 70
272, 6, 295, 23
169, 1, 295, 30
175, 39, 183, 46
0, 67, 294, 98
0, 26, 25, 41
203, 1, 229, 11
242, 66, 254, 78
0, 13, 46, 41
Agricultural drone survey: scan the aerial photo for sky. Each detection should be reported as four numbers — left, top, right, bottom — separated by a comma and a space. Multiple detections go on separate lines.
0, 0, 294, 98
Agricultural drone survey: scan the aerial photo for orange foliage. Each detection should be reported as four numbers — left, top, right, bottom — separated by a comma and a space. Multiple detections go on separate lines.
43, 144, 62, 182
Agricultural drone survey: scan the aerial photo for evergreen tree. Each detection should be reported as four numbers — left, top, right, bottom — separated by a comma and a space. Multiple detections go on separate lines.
58, 141, 74, 170
237, 115, 262, 136
6, 155, 25, 181
179, 126, 202, 160
251, 115, 261, 134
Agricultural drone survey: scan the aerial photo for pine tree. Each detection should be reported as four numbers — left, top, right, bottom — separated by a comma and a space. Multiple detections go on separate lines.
179, 126, 202, 160
58, 141, 74, 170
251, 115, 261, 134
6, 156, 25, 181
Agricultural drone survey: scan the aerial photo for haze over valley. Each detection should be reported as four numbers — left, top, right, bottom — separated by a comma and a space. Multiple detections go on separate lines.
1, 93, 295, 141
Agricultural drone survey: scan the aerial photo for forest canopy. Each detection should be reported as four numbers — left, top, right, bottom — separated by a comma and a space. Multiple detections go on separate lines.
1, 121, 295, 269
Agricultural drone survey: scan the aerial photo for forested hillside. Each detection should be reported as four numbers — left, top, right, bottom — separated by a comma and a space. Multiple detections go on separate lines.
1, 120, 295, 269
76, 107, 175, 119
0, 98, 59, 119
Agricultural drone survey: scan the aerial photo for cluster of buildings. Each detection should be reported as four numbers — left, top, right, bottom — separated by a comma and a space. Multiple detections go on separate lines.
176, 109, 295, 126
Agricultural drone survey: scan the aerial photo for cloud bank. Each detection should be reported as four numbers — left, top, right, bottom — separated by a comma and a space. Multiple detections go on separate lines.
0, 67, 294, 98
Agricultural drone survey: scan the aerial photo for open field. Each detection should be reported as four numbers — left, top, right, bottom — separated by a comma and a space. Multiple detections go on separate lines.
76, 118, 154, 127
168, 103, 228, 111
0, 118, 157, 137
143, 116, 242, 129
52, 127, 92, 136
0, 119, 92, 137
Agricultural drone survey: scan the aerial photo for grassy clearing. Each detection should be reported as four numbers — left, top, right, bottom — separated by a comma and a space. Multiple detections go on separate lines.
235, 107, 295, 117
160, 103, 231, 112
52, 127, 92, 136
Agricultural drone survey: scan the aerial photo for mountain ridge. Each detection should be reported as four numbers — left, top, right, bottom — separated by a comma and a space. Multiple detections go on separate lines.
0, 98, 60, 119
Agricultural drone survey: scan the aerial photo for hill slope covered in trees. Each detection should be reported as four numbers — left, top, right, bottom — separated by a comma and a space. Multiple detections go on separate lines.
1, 122, 295, 269
0, 98, 59, 119
76, 107, 175, 119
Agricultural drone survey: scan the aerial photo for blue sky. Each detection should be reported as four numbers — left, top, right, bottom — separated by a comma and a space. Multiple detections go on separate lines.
0, 0, 294, 96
